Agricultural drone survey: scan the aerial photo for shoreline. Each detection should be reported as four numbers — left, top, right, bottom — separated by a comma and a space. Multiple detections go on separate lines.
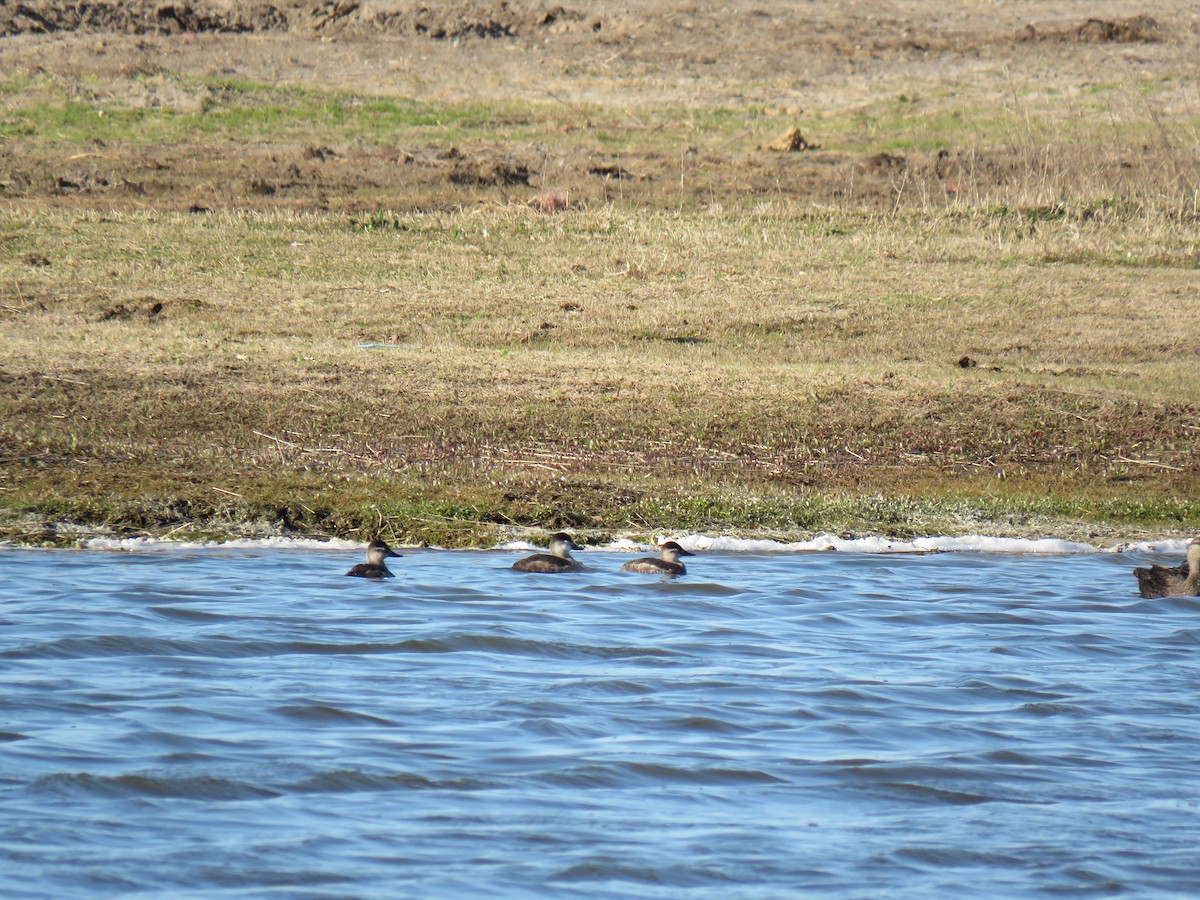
3, 505, 1194, 552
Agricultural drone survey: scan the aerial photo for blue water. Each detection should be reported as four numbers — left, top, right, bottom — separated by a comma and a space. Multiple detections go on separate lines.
1, 543, 1199, 898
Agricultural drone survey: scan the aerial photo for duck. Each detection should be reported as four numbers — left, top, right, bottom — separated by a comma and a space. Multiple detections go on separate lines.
512, 532, 583, 573
621, 541, 694, 576
1133, 539, 1200, 598
345, 539, 402, 578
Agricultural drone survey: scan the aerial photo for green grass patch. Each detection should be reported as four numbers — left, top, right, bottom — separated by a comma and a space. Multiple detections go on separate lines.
0, 73, 540, 144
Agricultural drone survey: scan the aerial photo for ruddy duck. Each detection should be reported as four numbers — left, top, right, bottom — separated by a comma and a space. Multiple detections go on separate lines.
621, 541, 694, 576
1134, 538, 1200, 598
345, 539, 402, 578
512, 532, 583, 573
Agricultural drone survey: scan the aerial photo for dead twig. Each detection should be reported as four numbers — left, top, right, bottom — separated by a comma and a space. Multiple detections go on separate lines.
1114, 456, 1183, 471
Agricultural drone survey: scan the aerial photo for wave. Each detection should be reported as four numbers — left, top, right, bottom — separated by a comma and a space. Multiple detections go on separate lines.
3, 632, 680, 662
538, 761, 786, 789
33, 772, 280, 801
32, 769, 492, 800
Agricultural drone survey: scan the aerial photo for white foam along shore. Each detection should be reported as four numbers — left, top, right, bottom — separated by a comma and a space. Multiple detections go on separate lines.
493, 533, 1192, 555
75, 535, 364, 552
11, 533, 1190, 555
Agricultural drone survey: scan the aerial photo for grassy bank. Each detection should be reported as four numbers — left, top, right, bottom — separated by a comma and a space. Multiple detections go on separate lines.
4, 201, 1198, 546
2, 50, 1199, 546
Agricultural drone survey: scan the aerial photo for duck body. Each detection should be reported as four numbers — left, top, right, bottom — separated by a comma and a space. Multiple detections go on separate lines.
346, 539, 402, 579
512, 554, 582, 574
1134, 540, 1200, 598
512, 532, 583, 573
622, 541, 694, 576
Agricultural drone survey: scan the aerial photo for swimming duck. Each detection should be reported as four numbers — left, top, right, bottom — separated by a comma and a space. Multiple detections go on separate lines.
512, 532, 583, 573
1133, 539, 1200, 598
621, 541, 694, 576
345, 539, 402, 578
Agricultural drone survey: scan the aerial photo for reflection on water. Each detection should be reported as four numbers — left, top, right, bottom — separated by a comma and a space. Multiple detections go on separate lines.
1, 541, 1199, 898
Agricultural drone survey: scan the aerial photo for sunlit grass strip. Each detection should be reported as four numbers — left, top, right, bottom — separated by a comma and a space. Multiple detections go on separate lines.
6, 68, 1198, 160
0, 73, 544, 144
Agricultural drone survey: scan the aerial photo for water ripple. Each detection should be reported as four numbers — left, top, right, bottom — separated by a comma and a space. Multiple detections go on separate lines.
33, 772, 281, 801
3, 633, 681, 662
2, 545, 1198, 897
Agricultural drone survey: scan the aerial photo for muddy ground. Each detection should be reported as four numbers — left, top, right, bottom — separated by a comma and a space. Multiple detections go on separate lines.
1, 1, 1194, 214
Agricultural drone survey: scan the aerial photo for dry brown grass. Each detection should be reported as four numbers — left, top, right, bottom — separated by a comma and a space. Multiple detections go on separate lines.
2, 3, 1199, 543
4, 201, 1198, 544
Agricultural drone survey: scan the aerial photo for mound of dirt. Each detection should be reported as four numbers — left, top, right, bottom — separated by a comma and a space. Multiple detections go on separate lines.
0, 0, 585, 38
356, 1, 589, 39
1019, 14, 1161, 44
1075, 15, 1160, 43
0, 2, 288, 35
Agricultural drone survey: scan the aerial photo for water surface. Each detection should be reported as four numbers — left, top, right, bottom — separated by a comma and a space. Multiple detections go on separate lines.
1, 541, 1198, 898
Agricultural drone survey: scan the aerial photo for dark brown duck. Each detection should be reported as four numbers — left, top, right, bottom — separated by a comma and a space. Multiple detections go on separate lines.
1133, 540, 1200, 598
346, 539, 402, 579
512, 532, 583, 573
621, 541, 694, 576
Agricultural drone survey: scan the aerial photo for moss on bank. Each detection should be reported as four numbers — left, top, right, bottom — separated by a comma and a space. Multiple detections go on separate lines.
4, 487, 1198, 548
